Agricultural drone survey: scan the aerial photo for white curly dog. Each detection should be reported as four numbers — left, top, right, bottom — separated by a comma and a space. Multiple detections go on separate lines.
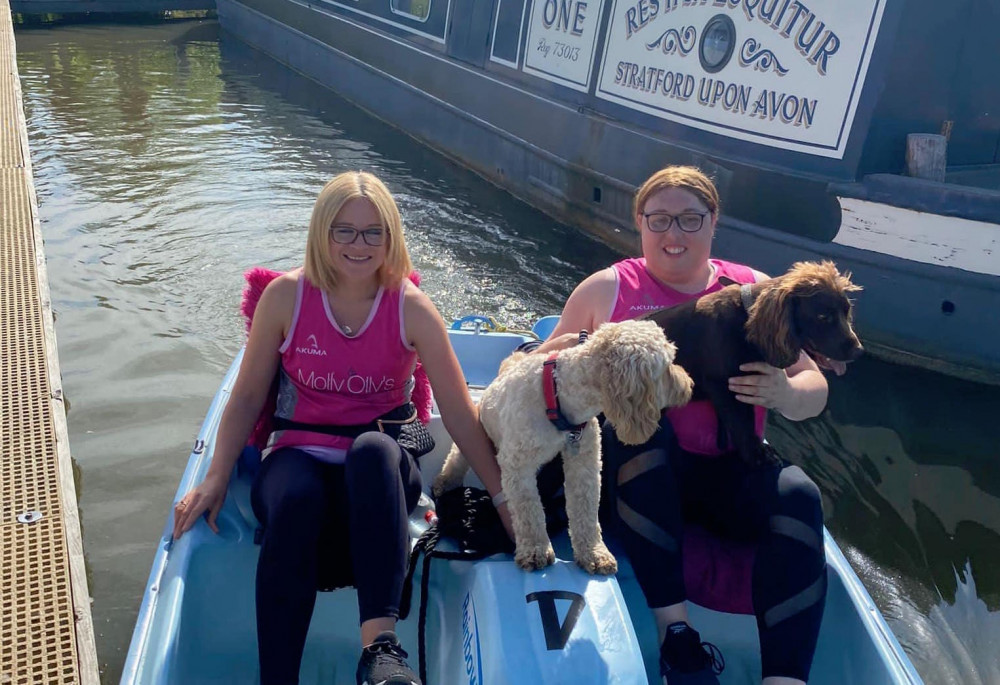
433, 319, 693, 574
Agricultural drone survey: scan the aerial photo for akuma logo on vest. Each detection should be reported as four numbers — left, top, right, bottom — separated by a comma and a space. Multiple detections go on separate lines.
295, 333, 328, 356
629, 292, 664, 312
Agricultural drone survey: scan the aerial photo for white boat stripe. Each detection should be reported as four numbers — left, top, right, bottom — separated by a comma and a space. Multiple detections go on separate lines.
834, 197, 1000, 277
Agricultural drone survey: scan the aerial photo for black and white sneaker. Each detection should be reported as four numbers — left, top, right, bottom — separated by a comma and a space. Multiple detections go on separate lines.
355, 631, 421, 685
659, 622, 725, 685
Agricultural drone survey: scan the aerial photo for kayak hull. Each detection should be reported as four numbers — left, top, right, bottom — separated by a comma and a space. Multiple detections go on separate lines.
123, 328, 922, 684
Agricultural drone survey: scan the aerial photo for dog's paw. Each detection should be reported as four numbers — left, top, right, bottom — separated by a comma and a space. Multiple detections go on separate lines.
431, 473, 458, 498
515, 543, 556, 571
575, 544, 617, 575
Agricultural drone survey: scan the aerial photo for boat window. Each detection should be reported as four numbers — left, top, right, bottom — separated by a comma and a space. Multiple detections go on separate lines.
390, 0, 431, 21
699, 14, 735, 74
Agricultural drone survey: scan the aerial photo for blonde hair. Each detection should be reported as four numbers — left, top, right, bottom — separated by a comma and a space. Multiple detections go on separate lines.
304, 171, 413, 292
634, 166, 720, 218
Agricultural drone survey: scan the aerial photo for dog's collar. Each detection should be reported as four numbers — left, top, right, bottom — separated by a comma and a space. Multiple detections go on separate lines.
542, 354, 588, 436
740, 283, 755, 312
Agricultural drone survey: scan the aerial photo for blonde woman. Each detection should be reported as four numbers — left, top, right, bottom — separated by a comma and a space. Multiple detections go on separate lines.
172, 171, 507, 685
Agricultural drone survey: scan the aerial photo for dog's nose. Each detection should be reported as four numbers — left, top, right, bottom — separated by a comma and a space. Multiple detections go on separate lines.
846, 342, 864, 360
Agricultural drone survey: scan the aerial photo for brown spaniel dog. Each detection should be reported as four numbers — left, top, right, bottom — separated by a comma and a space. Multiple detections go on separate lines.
645, 261, 863, 465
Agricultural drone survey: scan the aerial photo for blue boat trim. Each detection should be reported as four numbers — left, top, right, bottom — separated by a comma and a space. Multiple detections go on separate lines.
120, 347, 245, 683
822, 530, 922, 684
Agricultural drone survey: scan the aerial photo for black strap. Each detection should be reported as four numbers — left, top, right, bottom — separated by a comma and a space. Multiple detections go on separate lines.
271, 403, 416, 438
399, 525, 499, 685
399, 487, 514, 683
272, 416, 380, 438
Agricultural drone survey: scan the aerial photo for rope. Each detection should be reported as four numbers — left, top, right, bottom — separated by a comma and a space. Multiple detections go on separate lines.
491, 324, 539, 339
451, 314, 539, 339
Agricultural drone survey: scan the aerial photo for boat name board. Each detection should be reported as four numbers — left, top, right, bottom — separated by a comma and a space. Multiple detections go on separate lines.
594, 0, 886, 158
524, 0, 607, 91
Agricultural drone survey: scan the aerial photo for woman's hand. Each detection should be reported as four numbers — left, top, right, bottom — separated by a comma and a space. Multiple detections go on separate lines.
728, 362, 794, 412
729, 358, 828, 420
172, 472, 228, 540
532, 332, 583, 355
169, 272, 290, 542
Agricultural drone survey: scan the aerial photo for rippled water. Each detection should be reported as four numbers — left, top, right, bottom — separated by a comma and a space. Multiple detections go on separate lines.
13, 18, 1000, 683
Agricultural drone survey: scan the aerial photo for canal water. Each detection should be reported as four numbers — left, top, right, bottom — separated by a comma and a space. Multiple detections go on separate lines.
12, 18, 1000, 684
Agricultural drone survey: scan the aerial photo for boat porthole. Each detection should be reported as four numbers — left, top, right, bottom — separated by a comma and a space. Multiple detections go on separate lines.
941, 300, 956, 314
699, 14, 736, 74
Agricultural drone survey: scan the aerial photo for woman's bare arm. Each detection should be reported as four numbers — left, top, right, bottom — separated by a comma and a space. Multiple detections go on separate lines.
404, 285, 515, 537
535, 268, 617, 353
172, 274, 294, 539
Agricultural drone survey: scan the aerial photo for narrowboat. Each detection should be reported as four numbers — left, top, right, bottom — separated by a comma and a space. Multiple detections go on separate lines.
213, 0, 1000, 384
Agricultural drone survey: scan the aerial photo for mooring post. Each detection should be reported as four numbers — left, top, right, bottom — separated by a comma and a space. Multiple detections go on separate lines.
905, 133, 947, 182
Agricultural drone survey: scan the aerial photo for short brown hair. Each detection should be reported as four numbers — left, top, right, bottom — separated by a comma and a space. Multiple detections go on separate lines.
304, 171, 413, 292
634, 166, 720, 217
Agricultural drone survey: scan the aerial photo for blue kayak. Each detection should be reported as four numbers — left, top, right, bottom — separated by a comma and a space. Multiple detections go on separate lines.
122, 318, 923, 684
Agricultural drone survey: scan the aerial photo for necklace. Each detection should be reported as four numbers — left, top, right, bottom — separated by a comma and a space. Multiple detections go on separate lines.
340, 322, 353, 335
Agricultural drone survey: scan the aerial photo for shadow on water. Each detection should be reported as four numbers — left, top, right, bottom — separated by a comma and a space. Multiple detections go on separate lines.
13, 10, 215, 27
13, 17, 1000, 685
849, 555, 1000, 684
769, 355, 1000, 684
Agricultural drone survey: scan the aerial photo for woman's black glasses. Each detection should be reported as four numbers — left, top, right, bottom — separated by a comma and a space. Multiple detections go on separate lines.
329, 225, 385, 246
643, 211, 709, 233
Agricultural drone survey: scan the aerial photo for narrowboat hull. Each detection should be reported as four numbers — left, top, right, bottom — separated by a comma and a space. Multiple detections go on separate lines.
216, 0, 1000, 383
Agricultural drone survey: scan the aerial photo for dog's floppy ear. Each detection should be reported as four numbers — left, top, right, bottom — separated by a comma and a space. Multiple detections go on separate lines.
746, 283, 800, 368
662, 358, 694, 410
596, 324, 669, 446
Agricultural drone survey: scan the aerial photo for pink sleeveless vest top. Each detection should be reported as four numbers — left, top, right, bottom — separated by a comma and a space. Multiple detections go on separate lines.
609, 258, 767, 455
268, 275, 417, 459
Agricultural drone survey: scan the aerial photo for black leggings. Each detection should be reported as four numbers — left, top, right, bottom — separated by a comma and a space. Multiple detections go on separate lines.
250, 433, 422, 685
600, 415, 826, 682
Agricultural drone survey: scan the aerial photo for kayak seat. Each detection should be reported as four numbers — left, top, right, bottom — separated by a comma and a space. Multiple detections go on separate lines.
229, 445, 428, 593
230, 443, 755, 613
230, 445, 262, 537
448, 330, 531, 387
531, 315, 560, 340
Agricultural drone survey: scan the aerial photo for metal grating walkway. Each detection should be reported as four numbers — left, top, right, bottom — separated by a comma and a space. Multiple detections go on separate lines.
1, 1, 99, 682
